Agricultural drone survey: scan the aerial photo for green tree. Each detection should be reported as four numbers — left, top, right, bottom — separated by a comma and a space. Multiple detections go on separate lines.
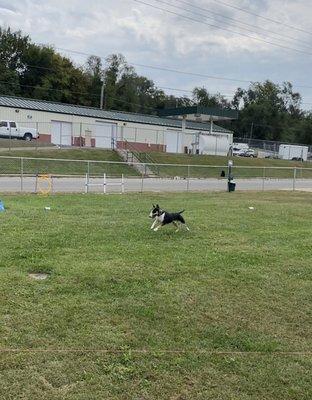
85, 55, 104, 107
21, 45, 92, 104
0, 27, 29, 95
232, 80, 304, 142
193, 87, 231, 108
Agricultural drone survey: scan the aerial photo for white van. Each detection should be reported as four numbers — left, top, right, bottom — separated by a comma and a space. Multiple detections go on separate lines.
232, 142, 249, 156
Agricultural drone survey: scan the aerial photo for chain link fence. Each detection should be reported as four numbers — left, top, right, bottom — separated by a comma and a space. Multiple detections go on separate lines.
0, 156, 312, 194
0, 120, 232, 156
235, 137, 312, 160
0, 121, 167, 151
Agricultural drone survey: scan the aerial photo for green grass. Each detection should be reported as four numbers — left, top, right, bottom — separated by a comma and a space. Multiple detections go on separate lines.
1, 149, 312, 179
146, 152, 312, 179
0, 192, 311, 399
0, 138, 54, 149
0, 149, 138, 177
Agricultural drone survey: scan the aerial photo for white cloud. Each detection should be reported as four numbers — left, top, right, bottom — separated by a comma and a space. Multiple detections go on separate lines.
0, 0, 312, 107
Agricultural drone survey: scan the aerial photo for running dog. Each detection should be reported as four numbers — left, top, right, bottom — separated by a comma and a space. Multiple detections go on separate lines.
149, 204, 190, 232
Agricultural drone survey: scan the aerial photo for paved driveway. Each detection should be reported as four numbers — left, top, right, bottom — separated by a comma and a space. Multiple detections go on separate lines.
0, 176, 311, 193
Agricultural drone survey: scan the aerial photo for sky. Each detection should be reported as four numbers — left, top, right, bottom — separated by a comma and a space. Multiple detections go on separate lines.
1, 0, 312, 109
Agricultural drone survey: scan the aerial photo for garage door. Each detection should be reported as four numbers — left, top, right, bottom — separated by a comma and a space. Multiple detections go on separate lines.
165, 130, 181, 153
95, 122, 117, 149
51, 121, 72, 146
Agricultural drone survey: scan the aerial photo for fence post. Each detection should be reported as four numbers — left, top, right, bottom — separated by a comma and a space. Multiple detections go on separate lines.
141, 171, 144, 193
293, 167, 297, 191
20, 157, 24, 193
187, 165, 190, 191
121, 174, 125, 194
79, 123, 82, 148
36, 122, 39, 150
35, 174, 38, 194
262, 167, 265, 191
85, 173, 89, 194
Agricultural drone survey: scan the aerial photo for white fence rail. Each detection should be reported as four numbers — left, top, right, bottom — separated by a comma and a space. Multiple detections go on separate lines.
0, 156, 311, 194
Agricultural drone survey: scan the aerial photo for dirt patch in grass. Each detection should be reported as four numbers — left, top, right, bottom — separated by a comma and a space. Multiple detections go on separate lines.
28, 272, 50, 280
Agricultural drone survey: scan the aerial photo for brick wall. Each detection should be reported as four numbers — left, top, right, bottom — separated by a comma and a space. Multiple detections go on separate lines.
37, 134, 51, 143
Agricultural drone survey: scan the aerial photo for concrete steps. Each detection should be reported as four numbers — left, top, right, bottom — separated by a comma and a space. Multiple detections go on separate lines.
116, 148, 156, 176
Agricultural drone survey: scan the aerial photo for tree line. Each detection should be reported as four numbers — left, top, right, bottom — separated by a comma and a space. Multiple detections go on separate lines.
0, 27, 311, 144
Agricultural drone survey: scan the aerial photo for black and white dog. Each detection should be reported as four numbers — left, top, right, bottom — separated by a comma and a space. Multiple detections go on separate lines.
149, 204, 190, 232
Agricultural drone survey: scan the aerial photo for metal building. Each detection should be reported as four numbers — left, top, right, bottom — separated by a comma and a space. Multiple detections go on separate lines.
0, 95, 237, 155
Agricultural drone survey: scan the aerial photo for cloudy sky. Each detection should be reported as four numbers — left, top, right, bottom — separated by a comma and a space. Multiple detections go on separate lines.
1, 0, 312, 108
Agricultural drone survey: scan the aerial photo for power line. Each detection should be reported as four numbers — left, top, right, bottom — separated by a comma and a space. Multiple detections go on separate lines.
209, 0, 312, 37
11, 62, 240, 98
56, 46, 254, 83
3, 50, 312, 107
2, 80, 311, 107
0, 78, 236, 104
0, 80, 100, 98
28, 45, 312, 93
54, 46, 312, 92
158, 85, 235, 96
1, 81, 311, 109
0, 80, 159, 112
133, 0, 312, 57
22, 64, 196, 95
162, 0, 311, 49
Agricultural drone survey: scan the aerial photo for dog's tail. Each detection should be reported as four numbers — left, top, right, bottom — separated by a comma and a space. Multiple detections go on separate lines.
179, 210, 185, 214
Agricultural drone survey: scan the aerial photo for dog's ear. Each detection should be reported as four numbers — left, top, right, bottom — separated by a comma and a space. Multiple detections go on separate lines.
156, 204, 159, 208
152, 204, 155, 208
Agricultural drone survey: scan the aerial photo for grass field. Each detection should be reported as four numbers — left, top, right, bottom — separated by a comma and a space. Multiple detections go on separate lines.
0, 149, 138, 177
147, 152, 312, 179
0, 138, 54, 149
149, 151, 312, 168
1, 148, 311, 179
0, 192, 311, 399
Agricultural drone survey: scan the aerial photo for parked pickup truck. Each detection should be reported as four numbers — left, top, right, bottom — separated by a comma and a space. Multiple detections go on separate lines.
0, 120, 39, 141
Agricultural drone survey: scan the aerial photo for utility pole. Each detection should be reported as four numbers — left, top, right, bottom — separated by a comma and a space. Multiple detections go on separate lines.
100, 82, 105, 109
249, 122, 254, 145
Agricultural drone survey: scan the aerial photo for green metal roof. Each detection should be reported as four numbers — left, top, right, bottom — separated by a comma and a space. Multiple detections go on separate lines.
158, 105, 238, 121
0, 95, 233, 134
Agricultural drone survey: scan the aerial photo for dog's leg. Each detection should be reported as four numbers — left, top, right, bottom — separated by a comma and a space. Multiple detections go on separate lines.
154, 224, 162, 231
173, 221, 179, 232
184, 224, 190, 231
180, 220, 190, 231
150, 219, 157, 230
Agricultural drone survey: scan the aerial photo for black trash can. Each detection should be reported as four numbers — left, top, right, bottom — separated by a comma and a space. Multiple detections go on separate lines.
228, 181, 236, 192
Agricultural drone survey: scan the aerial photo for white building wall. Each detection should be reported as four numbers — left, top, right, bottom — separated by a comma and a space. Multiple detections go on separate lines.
0, 105, 233, 152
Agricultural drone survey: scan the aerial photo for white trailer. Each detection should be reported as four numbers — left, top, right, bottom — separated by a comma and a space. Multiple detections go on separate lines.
278, 144, 308, 161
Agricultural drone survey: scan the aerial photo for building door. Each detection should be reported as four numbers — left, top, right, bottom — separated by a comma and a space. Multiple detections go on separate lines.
165, 130, 181, 153
85, 130, 92, 147
95, 122, 117, 149
51, 121, 72, 146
